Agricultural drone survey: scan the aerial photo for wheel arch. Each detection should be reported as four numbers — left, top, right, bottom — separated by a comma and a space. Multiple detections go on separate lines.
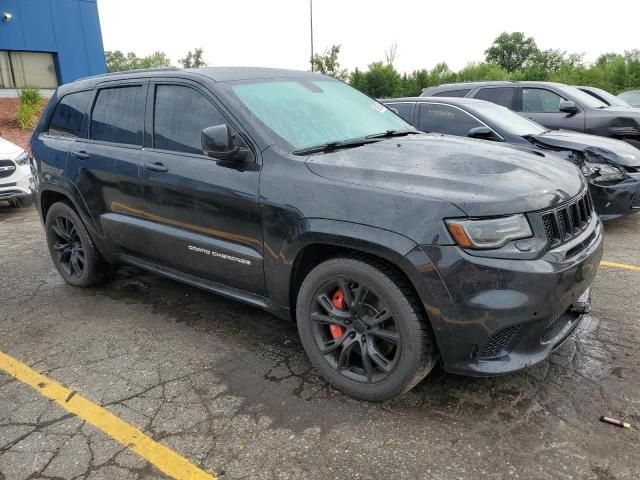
270, 219, 446, 326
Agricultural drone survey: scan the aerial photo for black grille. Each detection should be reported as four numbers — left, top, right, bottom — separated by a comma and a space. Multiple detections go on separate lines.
0, 160, 16, 179
479, 325, 521, 359
540, 190, 593, 247
632, 193, 640, 209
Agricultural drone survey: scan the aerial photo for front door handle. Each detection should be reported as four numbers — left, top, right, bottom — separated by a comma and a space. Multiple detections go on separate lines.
143, 161, 169, 173
71, 151, 90, 160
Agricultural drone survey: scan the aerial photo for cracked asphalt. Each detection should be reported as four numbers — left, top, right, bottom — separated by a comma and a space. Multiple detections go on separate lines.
1, 205, 639, 480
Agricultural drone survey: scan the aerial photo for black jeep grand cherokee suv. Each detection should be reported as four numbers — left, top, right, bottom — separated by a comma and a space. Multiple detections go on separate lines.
31, 68, 603, 401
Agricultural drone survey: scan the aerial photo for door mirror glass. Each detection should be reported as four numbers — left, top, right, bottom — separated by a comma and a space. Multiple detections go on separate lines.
201, 124, 246, 160
559, 100, 578, 114
467, 126, 500, 141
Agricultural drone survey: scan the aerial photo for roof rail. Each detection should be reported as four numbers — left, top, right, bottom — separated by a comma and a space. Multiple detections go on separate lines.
86, 67, 180, 80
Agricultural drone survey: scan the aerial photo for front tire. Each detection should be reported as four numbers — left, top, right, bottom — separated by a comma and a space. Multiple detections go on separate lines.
45, 202, 106, 287
296, 256, 438, 401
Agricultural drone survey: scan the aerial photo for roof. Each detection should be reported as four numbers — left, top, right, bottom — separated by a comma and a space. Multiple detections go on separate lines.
421, 80, 569, 93
56, 67, 322, 94
184, 67, 320, 82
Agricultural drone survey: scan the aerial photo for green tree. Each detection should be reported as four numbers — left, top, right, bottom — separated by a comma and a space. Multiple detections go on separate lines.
485, 32, 539, 73
105, 50, 171, 72
311, 45, 348, 80
179, 48, 207, 68
349, 62, 402, 98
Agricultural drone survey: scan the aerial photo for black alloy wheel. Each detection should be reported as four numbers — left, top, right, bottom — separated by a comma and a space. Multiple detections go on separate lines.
296, 256, 438, 401
50, 214, 86, 278
311, 279, 400, 384
45, 201, 106, 287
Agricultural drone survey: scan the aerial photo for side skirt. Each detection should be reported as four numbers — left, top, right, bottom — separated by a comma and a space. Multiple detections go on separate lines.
117, 254, 292, 322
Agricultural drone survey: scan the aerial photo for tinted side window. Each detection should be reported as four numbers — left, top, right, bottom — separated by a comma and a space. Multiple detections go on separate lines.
153, 85, 226, 154
522, 88, 565, 113
90, 86, 144, 145
48, 90, 92, 138
475, 87, 515, 109
385, 103, 414, 123
418, 104, 482, 136
433, 89, 471, 98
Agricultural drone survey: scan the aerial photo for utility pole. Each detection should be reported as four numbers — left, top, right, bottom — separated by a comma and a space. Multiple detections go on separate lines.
309, 0, 314, 71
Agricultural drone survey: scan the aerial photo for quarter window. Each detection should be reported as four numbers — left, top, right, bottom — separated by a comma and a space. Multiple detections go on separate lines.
475, 87, 515, 109
385, 103, 414, 123
417, 104, 483, 136
90, 86, 145, 145
153, 85, 226, 154
522, 88, 565, 113
48, 90, 92, 138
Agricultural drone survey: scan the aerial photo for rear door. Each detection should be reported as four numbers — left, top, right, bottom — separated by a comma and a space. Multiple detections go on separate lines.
139, 80, 265, 294
518, 87, 585, 132
473, 86, 517, 110
66, 80, 150, 259
33, 89, 93, 183
417, 103, 486, 136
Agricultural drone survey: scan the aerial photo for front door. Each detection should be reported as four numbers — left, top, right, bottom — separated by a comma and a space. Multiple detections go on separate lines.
519, 87, 585, 132
138, 82, 265, 295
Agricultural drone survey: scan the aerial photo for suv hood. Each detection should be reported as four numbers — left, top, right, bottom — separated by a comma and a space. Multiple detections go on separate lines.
306, 134, 585, 217
532, 130, 640, 168
0, 137, 24, 160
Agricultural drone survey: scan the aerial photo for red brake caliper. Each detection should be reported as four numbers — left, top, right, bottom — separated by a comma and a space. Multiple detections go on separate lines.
329, 289, 346, 340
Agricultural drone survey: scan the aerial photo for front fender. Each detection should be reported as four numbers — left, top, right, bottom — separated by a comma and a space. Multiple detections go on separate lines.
266, 218, 451, 323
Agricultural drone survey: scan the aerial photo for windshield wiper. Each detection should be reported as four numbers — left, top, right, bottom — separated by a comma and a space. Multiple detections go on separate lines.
365, 129, 419, 139
292, 138, 379, 156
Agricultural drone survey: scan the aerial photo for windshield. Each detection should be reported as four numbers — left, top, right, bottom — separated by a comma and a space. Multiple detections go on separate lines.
469, 101, 546, 136
228, 79, 413, 150
556, 85, 607, 109
584, 87, 631, 107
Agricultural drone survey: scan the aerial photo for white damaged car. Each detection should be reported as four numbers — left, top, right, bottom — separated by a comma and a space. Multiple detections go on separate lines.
0, 137, 33, 207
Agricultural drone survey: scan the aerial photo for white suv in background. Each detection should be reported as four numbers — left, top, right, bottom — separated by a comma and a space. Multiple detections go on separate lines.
0, 137, 33, 207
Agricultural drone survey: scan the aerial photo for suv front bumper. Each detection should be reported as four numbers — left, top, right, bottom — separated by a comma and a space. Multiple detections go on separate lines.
0, 164, 33, 202
410, 216, 603, 376
589, 173, 640, 221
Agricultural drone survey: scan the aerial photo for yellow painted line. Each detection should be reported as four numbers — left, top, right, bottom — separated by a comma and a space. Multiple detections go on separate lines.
600, 260, 640, 272
0, 351, 217, 480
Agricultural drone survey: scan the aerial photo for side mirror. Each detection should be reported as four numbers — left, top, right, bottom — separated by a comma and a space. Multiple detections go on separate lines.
201, 124, 247, 161
467, 126, 500, 141
559, 100, 578, 114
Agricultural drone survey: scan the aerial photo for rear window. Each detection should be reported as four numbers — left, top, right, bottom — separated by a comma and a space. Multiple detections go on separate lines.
90, 86, 145, 145
433, 89, 470, 98
48, 90, 92, 138
474, 87, 515, 109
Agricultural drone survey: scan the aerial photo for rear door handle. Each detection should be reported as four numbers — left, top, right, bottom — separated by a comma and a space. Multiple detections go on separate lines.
143, 161, 169, 173
71, 151, 90, 160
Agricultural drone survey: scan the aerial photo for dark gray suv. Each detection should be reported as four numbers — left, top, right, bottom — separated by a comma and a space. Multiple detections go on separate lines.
30, 68, 602, 401
422, 81, 640, 149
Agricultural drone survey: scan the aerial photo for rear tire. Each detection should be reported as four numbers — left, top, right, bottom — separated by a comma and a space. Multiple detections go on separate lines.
45, 202, 106, 287
296, 256, 438, 401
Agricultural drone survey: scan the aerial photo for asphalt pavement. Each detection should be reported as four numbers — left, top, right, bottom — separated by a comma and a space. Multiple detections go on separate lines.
1, 205, 639, 480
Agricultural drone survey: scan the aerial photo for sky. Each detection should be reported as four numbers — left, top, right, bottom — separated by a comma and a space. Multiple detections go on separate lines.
98, 0, 640, 74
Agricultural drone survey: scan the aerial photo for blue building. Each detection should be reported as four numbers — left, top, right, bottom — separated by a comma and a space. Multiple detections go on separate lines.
0, 0, 106, 89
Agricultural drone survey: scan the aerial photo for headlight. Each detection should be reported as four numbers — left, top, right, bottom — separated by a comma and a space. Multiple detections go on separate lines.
446, 214, 533, 249
14, 152, 31, 166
